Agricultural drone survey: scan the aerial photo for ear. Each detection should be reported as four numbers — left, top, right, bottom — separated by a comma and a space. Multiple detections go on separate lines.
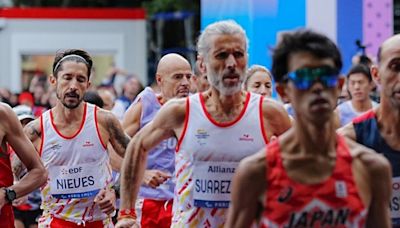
337, 76, 345, 93
275, 83, 289, 103
156, 73, 162, 86
87, 80, 92, 88
191, 75, 198, 83
49, 74, 57, 86
197, 56, 207, 75
370, 65, 381, 85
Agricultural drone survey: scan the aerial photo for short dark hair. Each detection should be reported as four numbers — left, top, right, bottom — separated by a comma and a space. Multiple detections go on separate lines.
83, 91, 104, 108
347, 64, 372, 82
271, 29, 342, 83
52, 49, 93, 79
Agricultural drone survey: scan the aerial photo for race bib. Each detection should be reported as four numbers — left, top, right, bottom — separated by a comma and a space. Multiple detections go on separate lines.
193, 161, 238, 208
391, 177, 400, 224
48, 163, 106, 199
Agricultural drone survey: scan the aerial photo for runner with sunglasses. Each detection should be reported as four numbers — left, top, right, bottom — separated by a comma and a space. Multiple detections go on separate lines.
226, 29, 392, 228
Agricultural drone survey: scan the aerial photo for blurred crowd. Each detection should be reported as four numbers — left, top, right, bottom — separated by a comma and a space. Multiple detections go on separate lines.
0, 66, 145, 120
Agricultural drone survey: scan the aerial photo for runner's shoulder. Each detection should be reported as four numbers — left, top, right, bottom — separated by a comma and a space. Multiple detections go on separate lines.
345, 137, 390, 175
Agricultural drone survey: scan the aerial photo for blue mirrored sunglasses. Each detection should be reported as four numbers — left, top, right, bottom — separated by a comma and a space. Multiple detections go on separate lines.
284, 66, 340, 90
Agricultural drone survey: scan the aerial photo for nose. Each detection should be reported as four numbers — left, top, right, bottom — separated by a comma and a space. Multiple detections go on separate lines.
69, 78, 80, 90
181, 75, 190, 86
226, 54, 237, 70
310, 81, 324, 94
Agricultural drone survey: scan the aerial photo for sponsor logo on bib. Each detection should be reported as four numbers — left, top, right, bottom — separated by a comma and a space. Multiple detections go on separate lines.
193, 161, 237, 208
49, 163, 106, 199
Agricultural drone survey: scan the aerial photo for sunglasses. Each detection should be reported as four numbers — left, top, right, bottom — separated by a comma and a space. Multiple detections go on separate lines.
284, 66, 340, 90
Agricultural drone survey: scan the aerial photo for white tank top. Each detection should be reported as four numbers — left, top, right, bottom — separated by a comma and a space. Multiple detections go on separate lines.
39, 103, 113, 225
172, 92, 268, 227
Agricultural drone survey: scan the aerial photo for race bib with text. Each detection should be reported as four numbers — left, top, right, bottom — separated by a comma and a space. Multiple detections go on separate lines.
48, 163, 106, 199
193, 161, 238, 208
390, 176, 400, 225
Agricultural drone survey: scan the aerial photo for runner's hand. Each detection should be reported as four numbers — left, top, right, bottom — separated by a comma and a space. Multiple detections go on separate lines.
12, 195, 28, 207
94, 188, 116, 215
115, 217, 139, 228
142, 170, 171, 188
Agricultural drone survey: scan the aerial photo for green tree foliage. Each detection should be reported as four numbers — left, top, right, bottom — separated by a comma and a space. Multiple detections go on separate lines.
142, 0, 198, 16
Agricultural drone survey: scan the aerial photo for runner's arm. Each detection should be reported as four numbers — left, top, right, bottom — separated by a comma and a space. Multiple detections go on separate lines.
262, 98, 292, 140
226, 149, 266, 228
122, 100, 142, 137
23, 118, 42, 150
100, 110, 131, 157
118, 98, 185, 218
2, 105, 46, 200
122, 97, 173, 187
337, 122, 357, 140
108, 144, 123, 172
364, 152, 392, 227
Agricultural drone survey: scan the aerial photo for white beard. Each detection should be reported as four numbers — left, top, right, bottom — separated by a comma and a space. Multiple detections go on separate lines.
207, 70, 245, 96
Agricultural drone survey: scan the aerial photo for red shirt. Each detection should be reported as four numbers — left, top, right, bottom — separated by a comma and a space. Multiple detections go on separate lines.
262, 135, 366, 228
0, 144, 14, 228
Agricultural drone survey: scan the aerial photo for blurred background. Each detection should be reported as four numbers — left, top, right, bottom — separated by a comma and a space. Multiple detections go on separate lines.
0, 0, 398, 106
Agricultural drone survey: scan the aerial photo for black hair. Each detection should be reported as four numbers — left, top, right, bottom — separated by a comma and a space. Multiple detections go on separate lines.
83, 91, 104, 108
271, 29, 342, 83
52, 49, 93, 79
347, 64, 372, 82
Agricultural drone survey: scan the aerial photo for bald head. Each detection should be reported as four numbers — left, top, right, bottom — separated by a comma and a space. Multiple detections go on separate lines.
156, 53, 192, 100
156, 53, 192, 76
377, 34, 400, 64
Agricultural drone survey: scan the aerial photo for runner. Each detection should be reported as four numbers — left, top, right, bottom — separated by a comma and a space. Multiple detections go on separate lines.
115, 20, 291, 228
244, 64, 273, 97
24, 49, 130, 227
11, 105, 43, 228
0, 102, 46, 228
226, 29, 391, 228
339, 33, 400, 226
121, 53, 191, 227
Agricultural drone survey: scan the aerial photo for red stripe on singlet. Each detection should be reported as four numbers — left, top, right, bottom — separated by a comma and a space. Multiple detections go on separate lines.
188, 207, 201, 223
178, 179, 191, 195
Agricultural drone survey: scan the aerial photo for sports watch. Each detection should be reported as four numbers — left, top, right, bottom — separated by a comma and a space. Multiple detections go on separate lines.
4, 188, 16, 203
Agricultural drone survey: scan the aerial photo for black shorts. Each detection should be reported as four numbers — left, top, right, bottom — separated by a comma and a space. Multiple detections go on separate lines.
13, 208, 42, 227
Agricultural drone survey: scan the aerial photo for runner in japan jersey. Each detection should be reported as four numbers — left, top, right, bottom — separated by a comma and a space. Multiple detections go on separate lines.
262, 135, 367, 228
174, 92, 268, 227
38, 103, 113, 226
353, 110, 400, 226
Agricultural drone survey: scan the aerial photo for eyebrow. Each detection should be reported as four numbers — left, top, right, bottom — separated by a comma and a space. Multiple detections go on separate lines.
387, 57, 400, 64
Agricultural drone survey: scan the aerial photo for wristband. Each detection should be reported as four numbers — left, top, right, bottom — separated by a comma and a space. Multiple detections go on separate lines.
118, 208, 137, 220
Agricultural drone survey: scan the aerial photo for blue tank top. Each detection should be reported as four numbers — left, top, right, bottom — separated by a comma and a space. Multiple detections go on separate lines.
135, 87, 175, 200
353, 109, 400, 225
